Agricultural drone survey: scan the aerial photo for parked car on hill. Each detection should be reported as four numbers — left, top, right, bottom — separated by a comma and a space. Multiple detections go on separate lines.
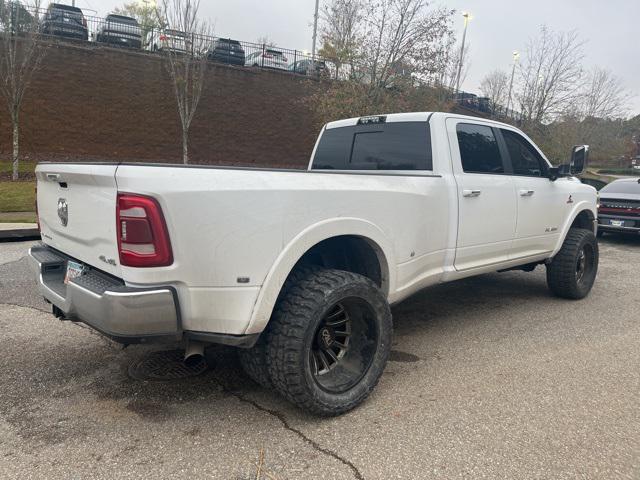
96, 14, 142, 49
147, 28, 190, 53
288, 58, 327, 76
31, 112, 598, 416
40, 3, 88, 41
245, 48, 288, 70
597, 177, 640, 236
207, 38, 245, 66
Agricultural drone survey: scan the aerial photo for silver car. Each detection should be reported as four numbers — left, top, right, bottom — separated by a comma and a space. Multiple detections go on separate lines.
245, 48, 288, 70
147, 28, 190, 53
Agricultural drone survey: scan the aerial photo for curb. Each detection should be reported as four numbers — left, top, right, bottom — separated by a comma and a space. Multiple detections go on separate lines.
0, 226, 41, 241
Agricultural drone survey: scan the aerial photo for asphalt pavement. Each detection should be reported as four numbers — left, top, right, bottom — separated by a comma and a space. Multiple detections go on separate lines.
0, 236, 638, 479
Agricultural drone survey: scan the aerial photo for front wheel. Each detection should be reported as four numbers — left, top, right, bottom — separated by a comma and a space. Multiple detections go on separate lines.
265, 268, 392, 416
546, 228, 599, 299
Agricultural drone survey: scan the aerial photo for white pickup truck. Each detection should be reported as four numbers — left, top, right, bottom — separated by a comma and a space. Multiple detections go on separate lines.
30, 112, 599, 415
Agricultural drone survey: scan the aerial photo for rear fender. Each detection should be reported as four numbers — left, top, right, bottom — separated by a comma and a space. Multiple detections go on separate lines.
244, 218, 395, 335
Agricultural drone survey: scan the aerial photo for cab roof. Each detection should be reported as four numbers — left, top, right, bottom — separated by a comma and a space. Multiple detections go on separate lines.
324, 112, 516, 130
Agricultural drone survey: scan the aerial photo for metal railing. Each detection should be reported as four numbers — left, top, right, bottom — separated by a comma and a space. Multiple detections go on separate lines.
1, 3, 327, 77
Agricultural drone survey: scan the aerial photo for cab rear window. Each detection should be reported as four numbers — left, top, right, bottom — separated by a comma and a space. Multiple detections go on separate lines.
312, 122, 432, 171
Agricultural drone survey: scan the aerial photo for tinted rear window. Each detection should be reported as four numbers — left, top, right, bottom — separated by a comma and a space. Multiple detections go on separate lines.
106, 15, 138, 25
51, 3, 82, 12
216, 39, 242, 48
313, 122, 432, 171
266, 49, 284, 56
601, 181, 640, 195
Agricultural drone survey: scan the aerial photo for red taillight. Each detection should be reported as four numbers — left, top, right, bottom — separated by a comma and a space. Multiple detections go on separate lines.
117, 193, 173, 268
35, 184, 40, 231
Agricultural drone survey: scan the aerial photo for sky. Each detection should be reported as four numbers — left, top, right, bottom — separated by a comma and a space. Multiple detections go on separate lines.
64, 0, 639, 116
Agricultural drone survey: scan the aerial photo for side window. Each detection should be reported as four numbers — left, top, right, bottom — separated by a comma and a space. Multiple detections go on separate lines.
501, 129, 548, 177
312, 122, 432, 171
456, 124, 504, 174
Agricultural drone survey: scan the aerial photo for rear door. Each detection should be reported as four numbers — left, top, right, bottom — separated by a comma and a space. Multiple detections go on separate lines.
36, 164, 122, 278
446, 119, 517, 271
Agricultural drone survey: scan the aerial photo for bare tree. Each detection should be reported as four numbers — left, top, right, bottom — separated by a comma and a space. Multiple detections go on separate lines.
359, 0, 455, 92
0, 0, 46, 180
310, 0, 456, 123
318, 0, 362, 79
437, 39, 470, 91
516, 27, 585, 124
156, 0, 210, 164
480, 69, 509, 113
580, 67, 627, 120
255, 36, 276, 47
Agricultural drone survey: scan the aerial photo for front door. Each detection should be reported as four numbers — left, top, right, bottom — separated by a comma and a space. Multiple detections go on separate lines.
497, 128, 566, 258
447, 119, 517, 271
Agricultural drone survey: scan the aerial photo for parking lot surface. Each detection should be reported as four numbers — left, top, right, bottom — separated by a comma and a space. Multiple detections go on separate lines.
0, 236, 638, 479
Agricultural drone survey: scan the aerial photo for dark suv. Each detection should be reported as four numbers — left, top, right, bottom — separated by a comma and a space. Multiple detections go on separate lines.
40, 3, 88, 41
207, 38, 245, 66
96, 14, 142, 48
289, 59, 327, 76
597, 178, 640, 236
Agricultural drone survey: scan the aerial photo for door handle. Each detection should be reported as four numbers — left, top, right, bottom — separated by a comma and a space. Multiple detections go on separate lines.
519, 189, 535, 197
462, 189, 482, 198
46, 173, 61, 182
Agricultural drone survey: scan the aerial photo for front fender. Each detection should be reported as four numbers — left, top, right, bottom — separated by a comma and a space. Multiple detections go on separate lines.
243, 217, 395, 335
551, 201, 597, 257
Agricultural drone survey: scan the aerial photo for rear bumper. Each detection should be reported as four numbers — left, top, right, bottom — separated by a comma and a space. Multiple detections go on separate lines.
98, 34, 142, 48
42, 24, 88, 40
28, 244, 260, 347
208, 53, 245, 65
29, 244, 181, 344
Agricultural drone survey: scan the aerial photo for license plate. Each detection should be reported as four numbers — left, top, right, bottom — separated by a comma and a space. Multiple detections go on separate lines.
64, 260, 85, 284
610, 219, 624, 227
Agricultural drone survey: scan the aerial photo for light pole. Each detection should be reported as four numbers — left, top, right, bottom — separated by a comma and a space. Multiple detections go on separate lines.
505, 50, 519, 116
311, 0, 320, 65
454, 11, 472, 96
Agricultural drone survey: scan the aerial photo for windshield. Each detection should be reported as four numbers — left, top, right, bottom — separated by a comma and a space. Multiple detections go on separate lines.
601, 180, 640, 195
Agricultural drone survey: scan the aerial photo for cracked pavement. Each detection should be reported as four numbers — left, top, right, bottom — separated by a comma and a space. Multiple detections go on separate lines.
0, 237, 639, 479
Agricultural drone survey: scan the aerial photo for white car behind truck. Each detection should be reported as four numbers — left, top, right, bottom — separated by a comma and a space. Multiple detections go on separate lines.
30, 112, 599, 415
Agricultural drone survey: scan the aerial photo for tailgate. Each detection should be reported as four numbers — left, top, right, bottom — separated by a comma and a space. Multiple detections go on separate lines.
36, 164, 122, 278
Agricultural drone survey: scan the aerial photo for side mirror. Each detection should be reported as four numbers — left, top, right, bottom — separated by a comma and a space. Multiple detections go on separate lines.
548, 164, 571, 181
570, 145, 589, 176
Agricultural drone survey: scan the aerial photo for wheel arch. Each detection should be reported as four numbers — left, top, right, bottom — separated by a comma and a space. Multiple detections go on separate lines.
552, 203, 597, 257
244, 218, 395, 335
